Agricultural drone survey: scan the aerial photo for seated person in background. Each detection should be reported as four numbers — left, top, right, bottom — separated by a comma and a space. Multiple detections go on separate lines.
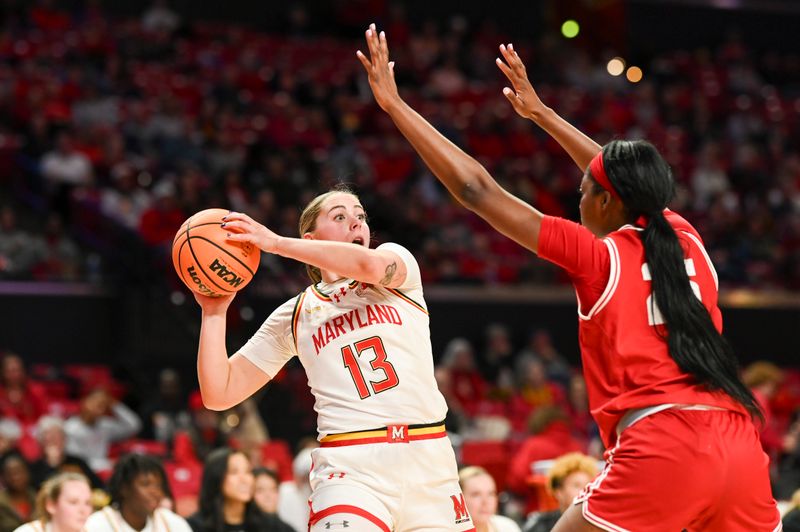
187, 448, 293, 532
63, 389, 141, 472
29, 416, 104, 491
0, 353, 48, 424
522, 453, 598, 532
783, 488, 800, 532
252, 467, 281, 515
277, 447, 314, 532
459, 466, 521, 532
13, 472, 92, 532
0, 450, 37, 527
84, 453, 191, 532
506, 406, 585, 513
0, 419, 22, 455
139, 369, 191, 444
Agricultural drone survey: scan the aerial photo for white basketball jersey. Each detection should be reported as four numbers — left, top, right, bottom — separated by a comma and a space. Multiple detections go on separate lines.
238, 243, 447, 438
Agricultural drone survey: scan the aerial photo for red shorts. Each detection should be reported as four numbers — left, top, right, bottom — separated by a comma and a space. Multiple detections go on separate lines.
575, 409, 781, 532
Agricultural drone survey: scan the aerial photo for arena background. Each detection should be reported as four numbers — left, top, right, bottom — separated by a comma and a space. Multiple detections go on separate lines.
1, 0, 799, 516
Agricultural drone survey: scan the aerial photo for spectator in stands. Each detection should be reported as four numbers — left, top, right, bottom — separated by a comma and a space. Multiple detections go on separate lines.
522, 453, 598, 532
138, 180, 185, 249
0, 207, 47, 281
742, 361, 784, 458
506, 407, 584, 513
187, 448, 292, 532
0, 419, 22, 456
0, 450, 37, 527
220, 398, 269, 467
252, 467, 281, 515
141, 0, 181, 34
0, 353, 48, 425
481, 323, 516, 392
438, 337, 487, 417
84, 453, 191, 532
63, 389, 141, 472
12, 472, 92, 532
185, 391, 225, 462
516, 330, 571, 390
783, 488, 800, 532
509, 357, 566, 434
39, 132, 93, 223
277, 447, 314, 532
37, 213, 82, 281
29, 416, 104, 491
458, 466, 521, 532
139, 369, 191, 444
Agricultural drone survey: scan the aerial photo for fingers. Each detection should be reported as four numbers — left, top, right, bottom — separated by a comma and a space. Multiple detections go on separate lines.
356, 50, 370, 70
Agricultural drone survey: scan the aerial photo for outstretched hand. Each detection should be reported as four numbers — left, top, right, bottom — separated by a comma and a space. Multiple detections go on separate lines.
356, 23, 400, 112
222, 211, 280, 254
495, 43, 548, 120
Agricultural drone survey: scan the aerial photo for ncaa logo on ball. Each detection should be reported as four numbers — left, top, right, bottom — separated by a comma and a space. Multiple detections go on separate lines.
209, 258, 244, 288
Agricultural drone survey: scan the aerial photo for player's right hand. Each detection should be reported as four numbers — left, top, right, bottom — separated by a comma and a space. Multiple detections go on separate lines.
193, 292, 235, 315
356, 23, 400, 113
495, 43, 548, 121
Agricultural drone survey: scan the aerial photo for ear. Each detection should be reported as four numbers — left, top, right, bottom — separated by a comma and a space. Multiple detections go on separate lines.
302, 233, 314, 240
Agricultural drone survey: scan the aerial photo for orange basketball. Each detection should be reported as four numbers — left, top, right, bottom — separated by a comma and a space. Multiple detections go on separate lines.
172, 208, 261, 297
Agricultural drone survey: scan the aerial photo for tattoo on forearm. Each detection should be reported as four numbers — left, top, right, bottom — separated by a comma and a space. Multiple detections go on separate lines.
380, 262, 397, 285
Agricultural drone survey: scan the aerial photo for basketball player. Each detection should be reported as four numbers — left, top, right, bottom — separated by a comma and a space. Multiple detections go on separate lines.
357, 24, 781, 532
192, 187, 475, 531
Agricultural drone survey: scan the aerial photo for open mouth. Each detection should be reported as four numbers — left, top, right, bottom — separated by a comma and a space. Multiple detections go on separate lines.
352, 237, 364, 246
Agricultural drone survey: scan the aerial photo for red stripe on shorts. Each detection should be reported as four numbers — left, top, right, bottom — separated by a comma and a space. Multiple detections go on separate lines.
308, 504, 390, 532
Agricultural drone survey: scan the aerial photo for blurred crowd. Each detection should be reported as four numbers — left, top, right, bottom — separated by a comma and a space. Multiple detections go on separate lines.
3, 322, 800, 530
0, 0, 798, 291
2, 1, 800, 530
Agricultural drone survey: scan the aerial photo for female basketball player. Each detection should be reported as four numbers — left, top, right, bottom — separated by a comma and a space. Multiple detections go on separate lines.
193, 186, 474, 531
357, 23, 780, 532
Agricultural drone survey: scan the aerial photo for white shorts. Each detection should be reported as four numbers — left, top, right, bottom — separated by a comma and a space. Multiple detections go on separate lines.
308, 429, 475, 531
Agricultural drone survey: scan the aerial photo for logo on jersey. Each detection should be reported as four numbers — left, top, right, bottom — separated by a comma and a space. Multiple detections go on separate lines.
451, 494, 471, 524
355, 282, 370, 297
387, 425, 409, 443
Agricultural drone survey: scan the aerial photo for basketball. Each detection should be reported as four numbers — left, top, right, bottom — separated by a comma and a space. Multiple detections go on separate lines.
172, 208, 261, 297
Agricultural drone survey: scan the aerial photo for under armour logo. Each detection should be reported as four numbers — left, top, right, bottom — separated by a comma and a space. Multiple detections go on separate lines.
324, 521, 349, 529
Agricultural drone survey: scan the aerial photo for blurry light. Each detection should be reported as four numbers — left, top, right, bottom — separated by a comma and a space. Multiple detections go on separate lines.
607, 57, 625, 76
240, 306, 255, 321
626, 66, 643, 83
170, 291, 186, 306
561, 20, 580, 39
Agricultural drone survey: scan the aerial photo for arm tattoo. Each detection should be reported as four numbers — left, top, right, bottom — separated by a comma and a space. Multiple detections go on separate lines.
380, 262, 397, 286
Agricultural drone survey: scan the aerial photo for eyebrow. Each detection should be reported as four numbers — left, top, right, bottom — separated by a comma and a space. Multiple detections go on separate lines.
328, 204, 365, 214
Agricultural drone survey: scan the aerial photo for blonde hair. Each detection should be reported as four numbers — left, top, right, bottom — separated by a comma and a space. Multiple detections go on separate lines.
34, 472, 90, 522
458, 465, 493, 490
742, 361, 783, 388
297, 185, 359, 284
546, 452, 598, 494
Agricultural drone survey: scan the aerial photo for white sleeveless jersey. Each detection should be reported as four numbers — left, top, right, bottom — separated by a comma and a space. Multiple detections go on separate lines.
238, 243, 448, 438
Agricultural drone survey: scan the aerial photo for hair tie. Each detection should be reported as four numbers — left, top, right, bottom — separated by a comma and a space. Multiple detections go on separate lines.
589, 151, 621, 201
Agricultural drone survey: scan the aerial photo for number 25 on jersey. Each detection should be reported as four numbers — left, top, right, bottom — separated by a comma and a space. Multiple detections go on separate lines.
642, 259, 702, 326
341, 336, 400, 399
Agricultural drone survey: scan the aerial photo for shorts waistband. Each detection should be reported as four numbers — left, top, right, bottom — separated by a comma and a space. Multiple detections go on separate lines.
320, 421, 447, 447
616, 404, 729, 437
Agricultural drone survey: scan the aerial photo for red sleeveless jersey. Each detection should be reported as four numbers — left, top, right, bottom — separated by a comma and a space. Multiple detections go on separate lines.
539, 210, 747, 448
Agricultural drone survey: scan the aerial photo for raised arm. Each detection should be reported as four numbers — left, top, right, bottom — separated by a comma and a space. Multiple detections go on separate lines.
195, 294, 271, 411
495, 43, 601, 171
222, 211, 409, 288
357, 24, 544, 253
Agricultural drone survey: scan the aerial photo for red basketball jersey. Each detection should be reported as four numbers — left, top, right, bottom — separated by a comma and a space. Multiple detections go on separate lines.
540, 211, 747, 448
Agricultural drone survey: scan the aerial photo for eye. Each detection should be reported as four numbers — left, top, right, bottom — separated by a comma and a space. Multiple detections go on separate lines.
357, 214, 367, 221
334, 214, 345, 221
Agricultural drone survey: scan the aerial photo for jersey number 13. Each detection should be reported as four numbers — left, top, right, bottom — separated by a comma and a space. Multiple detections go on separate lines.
341, 336, 400, 399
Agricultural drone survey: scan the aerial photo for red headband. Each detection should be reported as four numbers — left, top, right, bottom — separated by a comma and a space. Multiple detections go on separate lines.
589, 151, 620, 200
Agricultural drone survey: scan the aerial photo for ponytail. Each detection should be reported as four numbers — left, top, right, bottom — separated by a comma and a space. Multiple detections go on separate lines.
598, 140, 762, 419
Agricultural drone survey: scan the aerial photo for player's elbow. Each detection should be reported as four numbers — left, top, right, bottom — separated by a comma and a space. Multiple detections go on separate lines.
455, 167, 498, 212
201, 393, 233, 412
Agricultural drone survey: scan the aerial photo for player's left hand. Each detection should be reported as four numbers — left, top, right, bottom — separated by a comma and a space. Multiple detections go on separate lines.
495, 43, 549, 121
222, 211, 280, 254
357, 22, 400, 113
